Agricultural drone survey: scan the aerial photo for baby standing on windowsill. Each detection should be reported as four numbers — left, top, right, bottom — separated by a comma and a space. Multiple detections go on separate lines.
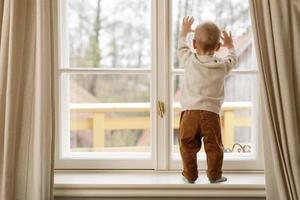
177, 16, 237, 184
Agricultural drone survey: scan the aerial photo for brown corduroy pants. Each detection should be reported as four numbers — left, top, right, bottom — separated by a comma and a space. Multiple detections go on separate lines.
179, 110, 224, 182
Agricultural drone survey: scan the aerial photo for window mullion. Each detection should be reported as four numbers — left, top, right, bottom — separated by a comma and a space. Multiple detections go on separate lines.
58, 68, 152, 74
171, 68, 258, 75
155, 0, 171, 171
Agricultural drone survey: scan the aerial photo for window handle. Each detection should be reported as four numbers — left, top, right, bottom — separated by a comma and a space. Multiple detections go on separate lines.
157, 101, 165, 118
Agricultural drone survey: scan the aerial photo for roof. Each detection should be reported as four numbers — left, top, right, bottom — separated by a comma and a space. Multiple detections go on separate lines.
70, 80, 98, 103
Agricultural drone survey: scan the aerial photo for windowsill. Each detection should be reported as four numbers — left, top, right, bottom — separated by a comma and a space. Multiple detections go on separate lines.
54, 171, 265, 198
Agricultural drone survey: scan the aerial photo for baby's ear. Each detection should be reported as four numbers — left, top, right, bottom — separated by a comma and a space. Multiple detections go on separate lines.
215, 42, 221, 51
193, 39, 197, 49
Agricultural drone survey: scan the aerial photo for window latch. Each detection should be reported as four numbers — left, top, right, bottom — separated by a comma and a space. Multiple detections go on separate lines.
157, 101, 165, 118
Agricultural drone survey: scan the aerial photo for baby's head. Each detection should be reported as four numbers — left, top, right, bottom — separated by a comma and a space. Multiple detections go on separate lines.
193, 21, 221, 55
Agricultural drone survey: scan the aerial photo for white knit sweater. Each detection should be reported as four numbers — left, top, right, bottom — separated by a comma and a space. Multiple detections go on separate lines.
177, 36, 237, 114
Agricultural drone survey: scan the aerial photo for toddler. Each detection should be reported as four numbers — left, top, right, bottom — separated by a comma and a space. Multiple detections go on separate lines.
178, 16, 237, 184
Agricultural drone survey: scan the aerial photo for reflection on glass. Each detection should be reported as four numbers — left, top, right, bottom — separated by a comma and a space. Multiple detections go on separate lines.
172, 74, 257, 154
67, 74, 151, 153
172, 0, 256, 69
67, 0, 151, 68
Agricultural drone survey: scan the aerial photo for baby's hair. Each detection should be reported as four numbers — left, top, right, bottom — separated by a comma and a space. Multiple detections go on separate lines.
194, 21, 221, 53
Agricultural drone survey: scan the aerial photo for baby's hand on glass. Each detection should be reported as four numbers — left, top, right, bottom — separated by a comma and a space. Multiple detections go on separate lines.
180, 16, 194, 37
221, 31, 234, 49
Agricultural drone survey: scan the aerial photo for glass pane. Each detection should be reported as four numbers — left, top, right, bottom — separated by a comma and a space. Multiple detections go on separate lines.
172, 74, 257, 157
67, 0, 151, 68
64, 74, 151, 155
172, 0, 257, 70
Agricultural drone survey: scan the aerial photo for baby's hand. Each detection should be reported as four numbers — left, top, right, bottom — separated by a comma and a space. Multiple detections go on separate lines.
180, 16, 194, 37
221, 31, 234, 49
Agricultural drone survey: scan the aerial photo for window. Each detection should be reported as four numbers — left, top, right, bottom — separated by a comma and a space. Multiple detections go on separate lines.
55, 0, 263, 170
56, 0, 154, 169
170, 0, 262, 170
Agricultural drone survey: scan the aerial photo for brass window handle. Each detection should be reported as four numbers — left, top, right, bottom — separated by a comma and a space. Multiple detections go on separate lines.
157, 101, 165, 118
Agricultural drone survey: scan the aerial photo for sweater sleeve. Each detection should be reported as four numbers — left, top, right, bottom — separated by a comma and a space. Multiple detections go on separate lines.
224, 48, 237, 74
177, 36, 193, 66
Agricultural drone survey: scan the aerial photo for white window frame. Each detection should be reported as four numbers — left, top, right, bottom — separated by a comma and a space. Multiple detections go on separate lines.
163, 0, 263, 171
54, 0, 157, 169
54, 0, 264, 171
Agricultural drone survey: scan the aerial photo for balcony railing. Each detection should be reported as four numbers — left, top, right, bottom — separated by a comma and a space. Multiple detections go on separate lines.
69, 102, 252, 152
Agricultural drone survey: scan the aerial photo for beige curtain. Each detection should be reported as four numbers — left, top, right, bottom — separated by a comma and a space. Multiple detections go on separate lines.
0, 0, 55, 199
250, 0, 300, 200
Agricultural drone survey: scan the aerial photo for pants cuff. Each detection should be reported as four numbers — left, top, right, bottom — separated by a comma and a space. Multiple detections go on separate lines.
207, 172, 222, 181
182, 172, 198, 182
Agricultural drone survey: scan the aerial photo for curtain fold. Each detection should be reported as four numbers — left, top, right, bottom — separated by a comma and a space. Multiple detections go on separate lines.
250, 0, 300, 200
0, 0, 3, 41
0, 0, 55, 199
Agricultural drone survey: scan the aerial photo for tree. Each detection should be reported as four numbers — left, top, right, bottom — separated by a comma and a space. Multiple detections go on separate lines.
87, 0, 102, 96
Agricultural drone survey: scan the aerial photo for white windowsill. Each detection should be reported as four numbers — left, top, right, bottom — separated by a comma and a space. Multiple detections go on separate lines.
54, 171, 265, 198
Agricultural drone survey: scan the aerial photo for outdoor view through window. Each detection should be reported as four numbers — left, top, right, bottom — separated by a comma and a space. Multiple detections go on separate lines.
64, 0, 152, 157
60, 0, 257, 162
